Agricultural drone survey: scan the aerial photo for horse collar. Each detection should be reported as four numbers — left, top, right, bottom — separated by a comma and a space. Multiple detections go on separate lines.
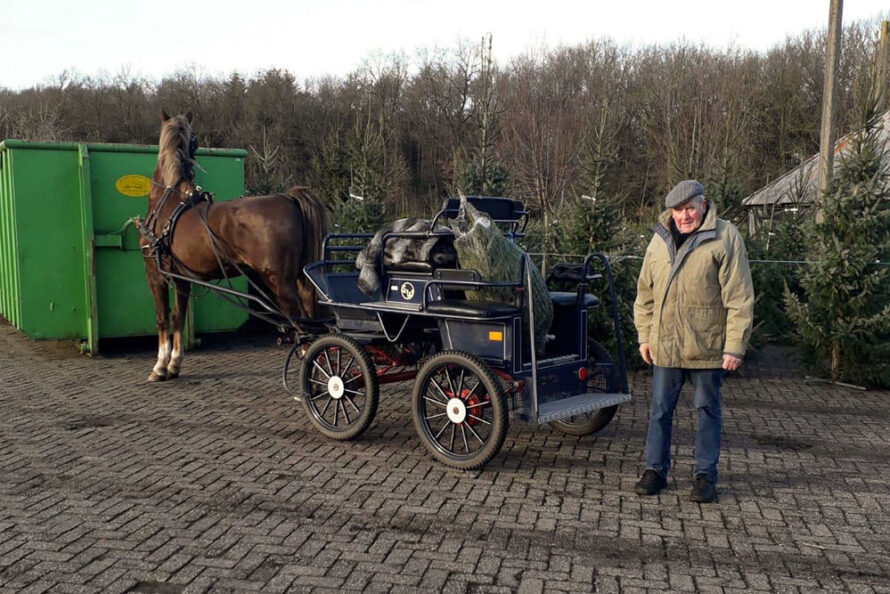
136, 179, 212, 269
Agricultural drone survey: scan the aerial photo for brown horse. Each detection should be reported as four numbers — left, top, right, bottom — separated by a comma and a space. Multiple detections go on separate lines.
140, 111, 327, 382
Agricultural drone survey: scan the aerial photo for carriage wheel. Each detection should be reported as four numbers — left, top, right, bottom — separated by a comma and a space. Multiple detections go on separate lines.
299, 334, 379, 441
550, 339, 620, 436
411, 351, 507, 470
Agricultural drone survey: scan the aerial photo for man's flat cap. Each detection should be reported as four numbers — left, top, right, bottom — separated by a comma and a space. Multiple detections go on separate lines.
665, 180, 704, 208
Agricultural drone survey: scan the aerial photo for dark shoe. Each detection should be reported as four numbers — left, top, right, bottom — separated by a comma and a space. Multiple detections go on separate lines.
634, 469, 667, 496
690, 475, 718, 503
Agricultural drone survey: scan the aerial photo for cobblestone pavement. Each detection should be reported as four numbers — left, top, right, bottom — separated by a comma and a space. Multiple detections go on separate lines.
1, 321, 889, 593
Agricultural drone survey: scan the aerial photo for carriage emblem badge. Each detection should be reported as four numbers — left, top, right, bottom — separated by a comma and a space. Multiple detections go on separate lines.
400, 282, 415, 300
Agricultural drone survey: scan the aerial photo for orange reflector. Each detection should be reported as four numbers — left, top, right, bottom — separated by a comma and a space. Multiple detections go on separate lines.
488, 331, 503, 342
578, 367, 588, 380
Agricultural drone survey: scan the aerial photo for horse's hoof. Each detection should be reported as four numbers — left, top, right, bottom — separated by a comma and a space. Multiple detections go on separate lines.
167, 371, 179, 379
148, 372, 167, 382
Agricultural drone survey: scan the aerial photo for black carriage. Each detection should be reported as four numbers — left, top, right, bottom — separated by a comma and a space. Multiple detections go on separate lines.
295, 197, 631, 469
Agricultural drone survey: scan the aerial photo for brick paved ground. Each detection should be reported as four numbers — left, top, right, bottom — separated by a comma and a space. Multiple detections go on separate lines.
1, 320, 889, 593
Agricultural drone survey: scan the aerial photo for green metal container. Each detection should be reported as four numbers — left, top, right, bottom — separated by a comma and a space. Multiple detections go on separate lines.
0, 140, 249, 354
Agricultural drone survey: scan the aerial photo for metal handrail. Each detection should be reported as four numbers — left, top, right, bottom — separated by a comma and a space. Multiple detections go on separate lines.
583, 252, 629, 394
523, 253, 539, 420
321, 232, 373, 260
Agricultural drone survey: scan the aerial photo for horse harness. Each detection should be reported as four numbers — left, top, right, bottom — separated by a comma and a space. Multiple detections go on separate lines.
136, 182, 214, 268
134, 183, 329, 339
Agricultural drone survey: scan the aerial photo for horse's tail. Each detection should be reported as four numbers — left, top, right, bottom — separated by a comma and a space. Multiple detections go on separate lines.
287, 186, 328, 320
288, 186, 328, 264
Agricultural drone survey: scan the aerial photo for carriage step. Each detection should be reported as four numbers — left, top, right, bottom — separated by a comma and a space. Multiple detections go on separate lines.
537, 392, 632, 423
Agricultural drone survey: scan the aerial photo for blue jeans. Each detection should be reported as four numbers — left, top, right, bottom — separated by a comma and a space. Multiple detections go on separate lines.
644, 366, 724, 483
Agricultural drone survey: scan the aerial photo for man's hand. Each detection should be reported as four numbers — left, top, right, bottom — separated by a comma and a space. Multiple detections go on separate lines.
722, 354, 742, 371
639, 343, 653, 366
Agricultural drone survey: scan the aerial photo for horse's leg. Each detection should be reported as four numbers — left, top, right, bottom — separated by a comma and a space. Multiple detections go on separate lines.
146, 268, 172, 382
272, 280, 306, 325
168, 279, 191, 379
261, 270, 308, 342
296, 275, 317, 321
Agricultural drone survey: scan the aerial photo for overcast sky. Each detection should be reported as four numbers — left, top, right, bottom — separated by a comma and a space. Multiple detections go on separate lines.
1, 0, 888, 90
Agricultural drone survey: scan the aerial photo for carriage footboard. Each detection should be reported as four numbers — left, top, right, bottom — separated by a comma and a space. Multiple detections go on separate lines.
536, 391, 632, 423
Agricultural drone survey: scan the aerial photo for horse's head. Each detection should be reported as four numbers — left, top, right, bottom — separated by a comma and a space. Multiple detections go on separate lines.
157, 109, 198, 187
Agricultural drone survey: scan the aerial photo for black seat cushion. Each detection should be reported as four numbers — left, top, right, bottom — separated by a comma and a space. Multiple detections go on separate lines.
386, 238, 457, 273
386, 261, 435, 274
549, 291, 600, 308
425, 299, 520, 318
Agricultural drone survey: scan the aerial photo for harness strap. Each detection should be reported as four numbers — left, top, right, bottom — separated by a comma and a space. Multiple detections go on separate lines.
135, 187, 321, 334
143, 183, 174, 237
161, 187, 213, 246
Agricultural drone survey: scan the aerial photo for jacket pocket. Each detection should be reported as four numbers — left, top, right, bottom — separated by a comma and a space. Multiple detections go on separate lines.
680, 306, 725, 361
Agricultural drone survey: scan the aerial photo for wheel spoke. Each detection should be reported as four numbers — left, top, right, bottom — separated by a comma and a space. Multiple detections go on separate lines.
449, 423, 456, 451
309, 378, 328, 387
333, 399, 340, 426
465, 422, 486, 444
423, 396, 447, 407
340, 356, 356, 381
336, 347, 341, 375
434, 418, 451, 440
456, 369, 465, 398
429, 377, 450, 402
312, 359, 331, 380
343, 394, 361, 414
343, 373, 362, 387
343, 387, 365, 397
340, 399, 351, 425
323, 348, 335, 376
444, 366, 456, 396
319, 394, 332, 416
309, 389, 328, 401
464, 380, 481, 400
466, 414, 491, 425
460, 424, 469, 453
425, 412, 448, 420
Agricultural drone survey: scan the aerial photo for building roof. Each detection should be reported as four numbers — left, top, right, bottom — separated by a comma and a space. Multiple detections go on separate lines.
742, 110, 890, 208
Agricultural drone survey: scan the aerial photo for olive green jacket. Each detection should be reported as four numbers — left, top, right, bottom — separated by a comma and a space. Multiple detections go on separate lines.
633, 206, 754, 369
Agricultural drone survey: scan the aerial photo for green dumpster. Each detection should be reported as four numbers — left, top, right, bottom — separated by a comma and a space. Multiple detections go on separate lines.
0, 140, 249, 354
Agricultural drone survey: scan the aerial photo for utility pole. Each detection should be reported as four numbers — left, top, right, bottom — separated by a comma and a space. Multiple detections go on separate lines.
877, 21, 890, 113
478, 33, 494, 196
817, 0, 843, 202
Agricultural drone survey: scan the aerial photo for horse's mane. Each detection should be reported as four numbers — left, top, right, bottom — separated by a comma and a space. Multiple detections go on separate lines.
157, 115, 195, 187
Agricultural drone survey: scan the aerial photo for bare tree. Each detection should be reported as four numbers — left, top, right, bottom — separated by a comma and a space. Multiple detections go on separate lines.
502, 48, 587, 272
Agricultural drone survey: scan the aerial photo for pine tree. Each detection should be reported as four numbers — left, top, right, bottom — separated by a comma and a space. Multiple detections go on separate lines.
558, 103, 622, 257
555, 112, 642, 366
706, 151, 745, 219
246, 127, 291, 195
559, 196, 619, 257
783, 114, 890, 387
336, 195, 384, 234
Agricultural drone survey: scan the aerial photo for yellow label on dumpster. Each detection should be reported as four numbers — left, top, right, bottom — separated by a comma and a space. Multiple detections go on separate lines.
115, 174, 152, 197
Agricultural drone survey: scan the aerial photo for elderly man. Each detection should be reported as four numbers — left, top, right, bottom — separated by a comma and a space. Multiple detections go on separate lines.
633, 180, 754, 503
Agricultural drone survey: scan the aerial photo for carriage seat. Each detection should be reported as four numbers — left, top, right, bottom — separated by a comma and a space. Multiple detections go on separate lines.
549, 291, 600, 308
425, 299, 520, 319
